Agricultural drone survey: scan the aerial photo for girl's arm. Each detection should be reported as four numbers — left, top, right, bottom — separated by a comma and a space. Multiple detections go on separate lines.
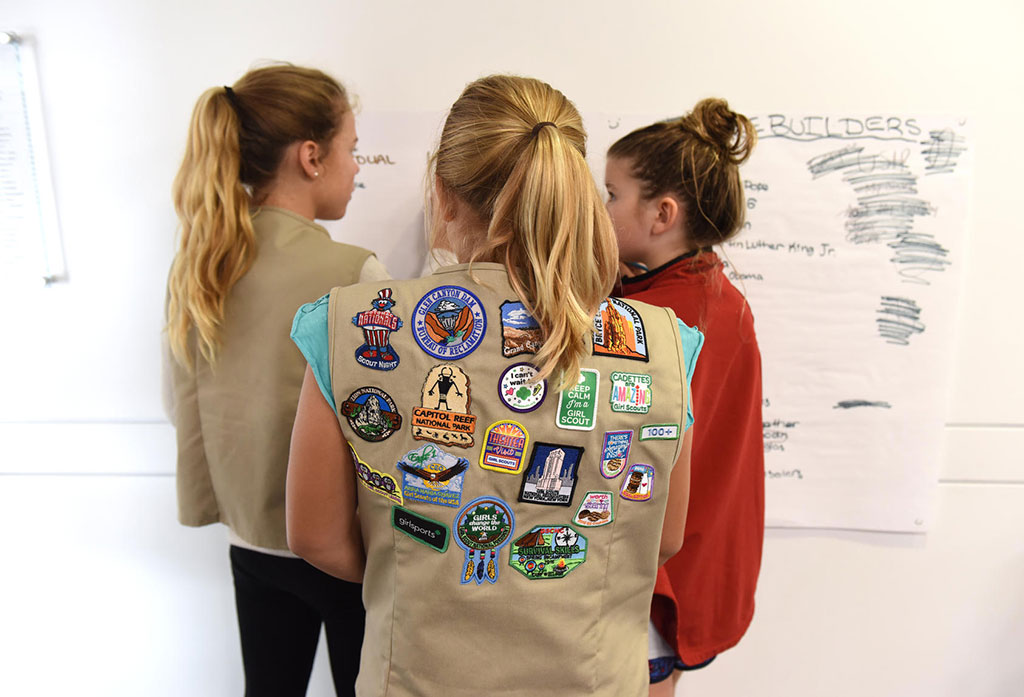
658, 426, 693, 566
286, 365, 366, 582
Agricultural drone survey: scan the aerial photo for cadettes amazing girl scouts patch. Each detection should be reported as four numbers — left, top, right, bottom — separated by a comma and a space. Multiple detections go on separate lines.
412, 286, 486, 360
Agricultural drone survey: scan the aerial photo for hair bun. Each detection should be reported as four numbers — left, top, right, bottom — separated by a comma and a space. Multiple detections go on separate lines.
687, 98, 756, 166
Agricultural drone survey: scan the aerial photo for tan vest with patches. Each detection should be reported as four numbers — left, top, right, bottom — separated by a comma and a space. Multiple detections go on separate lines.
173, 206, 371, 549
327, 262, 689, 697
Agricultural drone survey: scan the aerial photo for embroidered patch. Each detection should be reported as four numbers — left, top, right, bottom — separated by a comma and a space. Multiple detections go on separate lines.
640, 423, 680, 441
620, 464, 655, 502
573, 492, 614, 527
593, 297, 649, 362
498, 363, 547, 413
351, 288, 403, 370
500, 300, 542, 358
412, 285, 486, 360
455, 496, 516, 585
600, 430, 633, 479
518, 442, 583, 507
509, 525, 588, 580
397, 443, 469, 508
609, 372, 653, 414
340, 387, 402, 442
410, 365, 476, 448
392, 505, 450, 552
350, 445, 401, 505
479, 420, 530, 474
555, 369, 599, 431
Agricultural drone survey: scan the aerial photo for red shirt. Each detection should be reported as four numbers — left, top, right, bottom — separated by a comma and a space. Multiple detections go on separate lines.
619, 251, 765, 665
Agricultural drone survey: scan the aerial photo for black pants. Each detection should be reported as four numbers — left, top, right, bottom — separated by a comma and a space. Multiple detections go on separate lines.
230, 545, 365, 697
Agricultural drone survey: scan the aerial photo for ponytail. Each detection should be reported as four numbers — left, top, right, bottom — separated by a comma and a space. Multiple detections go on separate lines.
433, 75, 618, 390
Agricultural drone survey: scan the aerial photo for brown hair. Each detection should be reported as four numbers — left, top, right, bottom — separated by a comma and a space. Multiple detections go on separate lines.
167, 64, 350, 367
608, 98, 756, 247
430, 75, 618, 390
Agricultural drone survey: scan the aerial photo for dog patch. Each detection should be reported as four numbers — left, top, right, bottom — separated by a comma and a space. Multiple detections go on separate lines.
600, 430, 633, 479
392, 505, 450, 553
555, 369, 599, 431
620, 464, 655, 502
412, 285, 486, 360
500, 300, 542, 357
509, 525, 588, 580
411, 365, 476, 448
609, 372, 653, 414
455, 496, 516, 585
640, 423, 680, 441
397, 443, 469, 508
498, 362, 547, 413
479, 420, 530, 474
350, 445, 401, 505
351, 288, 402, 370
340, 387, 402, 442
518, 442, 583, 507
573, 491, 614, 527
593, 297, 648, 362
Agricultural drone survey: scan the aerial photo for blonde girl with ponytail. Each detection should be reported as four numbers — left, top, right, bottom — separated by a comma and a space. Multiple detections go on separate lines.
287, 75, 703, 697
605, 99, 764, 696
166, 63, 388, 697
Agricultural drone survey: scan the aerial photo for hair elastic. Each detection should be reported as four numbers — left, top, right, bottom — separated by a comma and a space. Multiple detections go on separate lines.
530, 121, 557, 138
223, 85, 240, 111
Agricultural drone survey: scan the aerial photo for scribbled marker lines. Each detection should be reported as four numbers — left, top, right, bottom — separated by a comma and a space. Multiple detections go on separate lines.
833, 400, 892, 409
921, 129, 966, 175
876, 296, 925, 345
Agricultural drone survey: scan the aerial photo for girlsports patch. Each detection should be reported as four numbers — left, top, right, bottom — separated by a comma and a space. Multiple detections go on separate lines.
351, 288, 403, 370
392, 505, 450, 553
509, 525, 587, 580
593, 297, 649, 362
397, 443, 469, 508
350, 445, 401, 505
412, 286, 486, 360
518, 442, 583, 507
455, 496, 515, 585
411, 365, 476, 448
340, 387, 402, 442
498, 363, 546, 413
600, 430, 633, 479
620, 464, 655, 502
479, 420, 530, 474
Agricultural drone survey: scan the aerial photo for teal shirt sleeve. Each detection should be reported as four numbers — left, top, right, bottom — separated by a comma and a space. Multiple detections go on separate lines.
291, 294, 336, 411
678, 318, 705, 432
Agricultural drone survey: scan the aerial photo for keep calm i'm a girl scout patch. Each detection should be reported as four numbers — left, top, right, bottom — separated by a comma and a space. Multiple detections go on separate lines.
593, 297, 649, 362
455, 496, 516, 586
556, 369, 599, 431
340, 387, 402, 442
411, 365, 476, 448
509, 525, 587, 580
397, 443, 469, 508
351, 288, 403, 371
413, 286, 486, 360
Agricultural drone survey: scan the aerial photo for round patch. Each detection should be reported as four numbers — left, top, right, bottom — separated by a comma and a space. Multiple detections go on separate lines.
340, 387, 402, 442
412, 286, 487, 360
498, 363, 547, 413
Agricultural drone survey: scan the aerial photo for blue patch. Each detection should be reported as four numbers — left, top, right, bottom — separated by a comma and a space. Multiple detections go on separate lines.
397, 443, 469, 508
600, 430, 633, 478
352, 288, 403, 371
518, 442, 584, 507
454, 496, 516, 585
412, 286, 487, 360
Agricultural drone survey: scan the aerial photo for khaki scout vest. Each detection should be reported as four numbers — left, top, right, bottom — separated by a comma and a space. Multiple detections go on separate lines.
327, 263, 691, 697
173, 206, 371, 549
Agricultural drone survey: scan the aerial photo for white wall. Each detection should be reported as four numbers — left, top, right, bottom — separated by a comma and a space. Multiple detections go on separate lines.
1, 1, 1021, 695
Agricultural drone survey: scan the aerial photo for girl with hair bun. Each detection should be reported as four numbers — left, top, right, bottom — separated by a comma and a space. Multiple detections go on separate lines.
287, 75, 704, 697
166, 63, 388, 696
605, 98, 764, 695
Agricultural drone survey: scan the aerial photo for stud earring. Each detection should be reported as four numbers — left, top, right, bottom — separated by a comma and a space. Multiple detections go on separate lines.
314, 171, 319, 177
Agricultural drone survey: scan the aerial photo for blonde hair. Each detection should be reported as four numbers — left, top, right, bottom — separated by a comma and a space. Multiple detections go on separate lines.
608, 97, 756, 247
431, 75, 618, 390
167, 64, 349, 367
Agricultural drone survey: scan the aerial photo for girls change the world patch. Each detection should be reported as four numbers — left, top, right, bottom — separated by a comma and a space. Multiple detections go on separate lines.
455, 496, 516, 586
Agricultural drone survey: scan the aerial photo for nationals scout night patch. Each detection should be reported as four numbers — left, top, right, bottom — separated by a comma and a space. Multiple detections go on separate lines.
620, 464, 655, 502
518, 442, 583, 507
340, 387, 402, 442
397, 443, 469, 508
391, 505, 450, 553
455, 496, 515, 586
592, 297, 649, 362
412, 286, 486, 360
600, 430, 633, 479
498, 363, 546, 413
479, 420, 529, 474
411, 365, 476, 448
500, 300, 542, 357
556, 369, 599, 431
350, 445, 402, 505
351, 288, 403, 371
609, 372, 653, 414
573, 492, 614, 527
509, 525, 587, 580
